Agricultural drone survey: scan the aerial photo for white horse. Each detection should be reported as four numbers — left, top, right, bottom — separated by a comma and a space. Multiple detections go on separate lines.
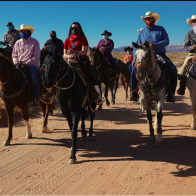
186, 59, 196, 130
132, 41, 168, 146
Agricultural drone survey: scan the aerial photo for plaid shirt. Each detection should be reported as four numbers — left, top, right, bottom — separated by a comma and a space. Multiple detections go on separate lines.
3, 29, 21, 47
124, 53, 134, 63
96, 39, 114, 55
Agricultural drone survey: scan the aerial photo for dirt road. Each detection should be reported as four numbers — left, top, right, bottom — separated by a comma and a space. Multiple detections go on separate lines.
0, 83, 196, 195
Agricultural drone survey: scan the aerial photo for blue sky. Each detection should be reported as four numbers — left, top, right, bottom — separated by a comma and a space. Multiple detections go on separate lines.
0, 1, 195, 48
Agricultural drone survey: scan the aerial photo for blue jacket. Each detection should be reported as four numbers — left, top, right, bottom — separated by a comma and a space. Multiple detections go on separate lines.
133, 25, 169, 56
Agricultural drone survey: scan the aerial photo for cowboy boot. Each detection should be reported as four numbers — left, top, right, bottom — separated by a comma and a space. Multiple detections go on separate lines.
177, 75, 187, 95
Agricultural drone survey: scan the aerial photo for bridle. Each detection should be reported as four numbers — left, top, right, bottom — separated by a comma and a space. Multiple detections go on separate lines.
44, 55, 75, 91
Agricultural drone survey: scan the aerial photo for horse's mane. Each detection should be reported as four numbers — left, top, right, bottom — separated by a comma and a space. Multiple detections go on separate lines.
0, 55, 19, 82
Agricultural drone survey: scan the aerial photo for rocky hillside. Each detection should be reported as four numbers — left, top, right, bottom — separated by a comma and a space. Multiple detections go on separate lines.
112, 44, 187, 53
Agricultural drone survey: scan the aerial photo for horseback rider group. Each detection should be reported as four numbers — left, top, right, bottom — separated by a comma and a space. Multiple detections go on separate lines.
2, 11, 195, 107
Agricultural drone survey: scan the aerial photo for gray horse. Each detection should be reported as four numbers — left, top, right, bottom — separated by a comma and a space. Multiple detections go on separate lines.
132, 41, 168, 146
186, 59, 196, 130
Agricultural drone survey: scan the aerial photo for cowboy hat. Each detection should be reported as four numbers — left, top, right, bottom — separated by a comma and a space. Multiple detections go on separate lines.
101, 30, 112, 36
124, 46, 133, 52
17, 24, 34, 34
141, 11, 159, 24
187, 15, 196, 27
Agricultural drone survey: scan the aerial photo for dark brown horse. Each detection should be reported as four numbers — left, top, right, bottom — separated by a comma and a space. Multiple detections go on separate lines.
89, 47, 118, 110
0, 55, 33, 146
118, 60, 131, 100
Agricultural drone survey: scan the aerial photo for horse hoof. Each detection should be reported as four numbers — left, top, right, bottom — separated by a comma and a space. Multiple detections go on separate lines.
88, 135, 94, 140
82, 133, 87, 138
68, 158, 76, 164
26, 134, 32, 139
98, 107, 102, 110
155, 141, 163, 148
191, 124, 196, 130
3, 141, 10, 146
106, 103, 110, 106
112, 101, 115, 105
148, 136, 156, 143
70, 147, 77, 152
42, 127, 48, 133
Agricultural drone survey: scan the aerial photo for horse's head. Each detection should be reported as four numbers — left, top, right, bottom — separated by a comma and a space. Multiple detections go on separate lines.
44, 47, 63, 89
132, 41, 152, 82
89, 46, 102, 68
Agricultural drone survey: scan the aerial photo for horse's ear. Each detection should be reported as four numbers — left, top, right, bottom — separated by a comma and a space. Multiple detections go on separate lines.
144, 41, 149, 48
89, 46, 92, 51
132, 42, 140, 49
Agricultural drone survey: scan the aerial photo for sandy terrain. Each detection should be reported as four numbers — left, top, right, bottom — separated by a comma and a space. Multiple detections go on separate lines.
0, 77, 196, 195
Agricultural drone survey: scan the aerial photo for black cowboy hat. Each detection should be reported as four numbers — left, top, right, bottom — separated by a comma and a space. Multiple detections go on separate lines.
7, 22, 13, 26
124, 46, 133, 52
101, 30, 112, 36
50, 31, 56, 35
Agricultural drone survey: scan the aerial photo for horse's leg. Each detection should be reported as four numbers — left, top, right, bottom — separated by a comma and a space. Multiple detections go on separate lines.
98, 83, 102, 110
42, 104, 53, 133
125, 80, 129, 100
139, 97, 144, 117
61, 110, 73, 131
190, 92, 196, 130
3, 104, 14, 146
89, 104, 96, 137
113, 77, 119, 104
154, 99, 164, 147
81, 108, 87, 138
39, 101, 46, 119
110, 80, 114, 104
147, 108, 155, 142
21, 107, 32, 139
69, 110, 82, 164
105, 82, 110, 106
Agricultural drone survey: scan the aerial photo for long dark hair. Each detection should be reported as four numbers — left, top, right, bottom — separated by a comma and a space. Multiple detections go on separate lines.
67, 22, 86, 38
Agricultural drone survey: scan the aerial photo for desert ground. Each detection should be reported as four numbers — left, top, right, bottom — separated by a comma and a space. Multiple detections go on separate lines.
1, 52, 196, 195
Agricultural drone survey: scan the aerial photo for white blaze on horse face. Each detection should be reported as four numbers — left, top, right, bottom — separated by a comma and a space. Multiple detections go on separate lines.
135, 49, 148, 63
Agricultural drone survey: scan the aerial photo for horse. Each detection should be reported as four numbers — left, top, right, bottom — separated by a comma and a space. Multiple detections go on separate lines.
89, 47, 118, 109
43, 49, 97, 164
186, 58, 196, 130
39, 48, 58, 132
0, 55, 33, 146
118, 59, 131, 100
132, 41, 168, 147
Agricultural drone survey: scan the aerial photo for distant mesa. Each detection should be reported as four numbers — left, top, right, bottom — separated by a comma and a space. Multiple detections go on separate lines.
112, 44, 187, 53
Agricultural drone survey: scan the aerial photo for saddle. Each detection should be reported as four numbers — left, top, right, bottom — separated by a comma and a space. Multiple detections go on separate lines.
70, 61, 99, 106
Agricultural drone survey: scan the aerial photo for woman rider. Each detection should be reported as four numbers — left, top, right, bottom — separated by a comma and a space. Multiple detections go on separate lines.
64, 22, 104, 105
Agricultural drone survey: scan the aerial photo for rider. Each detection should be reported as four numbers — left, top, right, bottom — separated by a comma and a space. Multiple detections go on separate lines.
12, 24, 41, 106
40, 31, 64, 66
64, 22, 104, 105
130, 11, 177, 103
124, 46, 134, 82
96, 30, 118, 76
177, 15, 196, 95
1, 22, 21, 58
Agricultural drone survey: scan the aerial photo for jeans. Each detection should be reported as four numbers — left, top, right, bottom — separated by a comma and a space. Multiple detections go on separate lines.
29, 66, 40, 100
131, 53, 177, 95
128, 63, 133, 87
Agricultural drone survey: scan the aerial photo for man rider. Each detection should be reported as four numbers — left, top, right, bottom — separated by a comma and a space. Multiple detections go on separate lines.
1, 22, 21, 58
130, 11, 177, 103
177, 15, 196, 95
40, 31, 64, 66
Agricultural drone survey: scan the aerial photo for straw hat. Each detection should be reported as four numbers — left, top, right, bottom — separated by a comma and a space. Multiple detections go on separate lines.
17, 24, 34, 33
187, 15, 196, 27
141, 11, 159, 24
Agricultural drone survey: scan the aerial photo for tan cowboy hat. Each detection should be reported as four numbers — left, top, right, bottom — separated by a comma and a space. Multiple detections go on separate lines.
17, 24, 34, 33
187, 15, 196, 27
141, 11, 159, 24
